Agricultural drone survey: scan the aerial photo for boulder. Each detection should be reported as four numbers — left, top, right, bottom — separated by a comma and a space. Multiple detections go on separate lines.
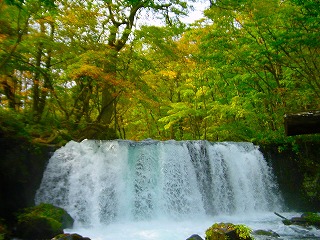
253, 229, 280, 238
301, 212, 320, 228
186, 234, 204, 240
52, 233, 91, 240
15, 203, 74, 240
16, 215, 63, 239
205, 223, 253, 240
282, 212, 320, 229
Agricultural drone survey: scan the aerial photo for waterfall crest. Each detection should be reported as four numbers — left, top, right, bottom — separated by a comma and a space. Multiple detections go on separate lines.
35, 139, 283, 226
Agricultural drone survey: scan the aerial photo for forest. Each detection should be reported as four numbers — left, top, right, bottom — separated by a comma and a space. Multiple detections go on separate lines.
0, 0, 319, 145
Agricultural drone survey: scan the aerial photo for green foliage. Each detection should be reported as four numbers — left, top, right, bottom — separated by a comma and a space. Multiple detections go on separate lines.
1, 0, 320, 146
205, 222, 229, 240
0, 108, 29, 139
303, 172, 320, 200
303, 212, 320, 226
234, 224, 253, 240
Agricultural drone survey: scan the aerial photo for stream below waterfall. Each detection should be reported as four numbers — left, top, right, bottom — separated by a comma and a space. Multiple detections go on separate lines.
64, 212, 320, 240
35, 140, 320, 240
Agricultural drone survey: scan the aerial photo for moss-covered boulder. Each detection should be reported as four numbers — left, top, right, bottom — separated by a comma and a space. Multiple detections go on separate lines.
252, 229, 280, 238
205, 223, 253, 240
15, 203, 74, 240
282, 212, 320, 229
302, 212, 320, 228
52, 233, 91, 240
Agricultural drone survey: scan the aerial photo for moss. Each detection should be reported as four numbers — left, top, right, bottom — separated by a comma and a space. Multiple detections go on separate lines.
15, 203, 74, 240
205, 223, 254, 240
302, 212, 320, 228
282, 219, 292, 225
17, 203, 74, 229
16, 215, 62, 239
234, 225, 253, 239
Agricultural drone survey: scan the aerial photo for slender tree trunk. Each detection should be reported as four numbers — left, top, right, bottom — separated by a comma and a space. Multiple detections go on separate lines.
2, 75, 16, 109
32, 44, 42, 120
38, 22, 54, 121
32, 21, 45, 122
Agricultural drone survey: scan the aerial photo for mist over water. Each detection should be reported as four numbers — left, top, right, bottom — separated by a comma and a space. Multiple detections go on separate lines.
35, 139, 319, 239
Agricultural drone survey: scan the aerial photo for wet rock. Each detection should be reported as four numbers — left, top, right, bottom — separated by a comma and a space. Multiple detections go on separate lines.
186, 234, 203, 240
282, 212, 320, 229
15, 203, 74, 240
253, 229, 280, 238
52, 233, 91, 240
16, 215, 63, 239
205, 222, 254, 240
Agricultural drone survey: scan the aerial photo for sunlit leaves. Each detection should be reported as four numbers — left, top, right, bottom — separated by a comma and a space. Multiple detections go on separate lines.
1, 0, 319, 142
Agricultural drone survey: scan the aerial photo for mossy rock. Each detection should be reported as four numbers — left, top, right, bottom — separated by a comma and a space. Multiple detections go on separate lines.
16, 215, 62, 239
253, 229, 280, 238
205, 223, 253, 240
15, 203, 74, 240
301, 212, 320, 228
52, 233, 91, 240
282, 212, 320, 229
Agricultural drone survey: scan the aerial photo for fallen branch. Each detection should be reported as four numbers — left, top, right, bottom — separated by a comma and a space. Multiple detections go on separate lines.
274, 212, 289, 220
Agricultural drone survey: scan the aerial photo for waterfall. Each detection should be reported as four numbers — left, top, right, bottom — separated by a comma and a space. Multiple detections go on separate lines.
35, 139, 283, 226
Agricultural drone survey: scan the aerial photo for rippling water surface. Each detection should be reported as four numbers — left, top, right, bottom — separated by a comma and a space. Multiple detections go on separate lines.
65, 212, 320, 240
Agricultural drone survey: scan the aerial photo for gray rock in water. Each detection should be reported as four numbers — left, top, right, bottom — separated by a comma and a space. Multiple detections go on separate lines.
253, 229, 280, 238
52, 233, 91, 240
186, 234, 203, 240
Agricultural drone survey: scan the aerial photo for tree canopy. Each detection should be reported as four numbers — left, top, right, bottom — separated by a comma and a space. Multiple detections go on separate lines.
0, 0, 319, 145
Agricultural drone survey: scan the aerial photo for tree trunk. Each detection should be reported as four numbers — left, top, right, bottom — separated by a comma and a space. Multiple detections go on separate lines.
97, 49, 118, 130
32, 43, 42, 120
1, 75, 16, 109
100, 85, 116, 125
38, 22, 54, 121
32, 21, 45, 122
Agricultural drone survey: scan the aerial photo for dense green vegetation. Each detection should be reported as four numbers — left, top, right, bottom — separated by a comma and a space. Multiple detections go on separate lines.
0, 0, 319, 144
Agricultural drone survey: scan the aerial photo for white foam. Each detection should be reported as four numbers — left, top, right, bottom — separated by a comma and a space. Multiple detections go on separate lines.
65, 212, 320, 240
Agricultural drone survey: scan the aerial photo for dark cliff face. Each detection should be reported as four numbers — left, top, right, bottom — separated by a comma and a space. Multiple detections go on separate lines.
0, 136, 54, 224
261, 140, 320, 212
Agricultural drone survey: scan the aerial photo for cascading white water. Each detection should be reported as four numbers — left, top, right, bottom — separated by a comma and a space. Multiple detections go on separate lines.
35, 139, 283, 227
